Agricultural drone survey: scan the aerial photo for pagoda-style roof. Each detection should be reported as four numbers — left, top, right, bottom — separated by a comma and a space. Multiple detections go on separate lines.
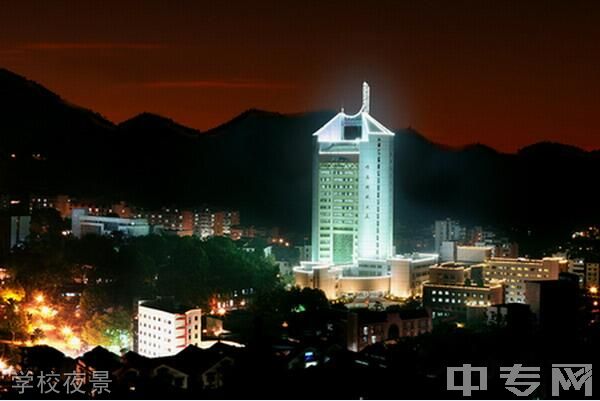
313, 82, 394, 142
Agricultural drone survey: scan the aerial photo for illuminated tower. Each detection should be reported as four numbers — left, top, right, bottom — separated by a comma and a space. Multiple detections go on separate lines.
311, 82, 394, 264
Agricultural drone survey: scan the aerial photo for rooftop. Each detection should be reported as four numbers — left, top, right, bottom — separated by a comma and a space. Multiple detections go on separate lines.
488, 257, 566, 264
139, 297, 200, 314
313, 83, 394, 143
151, 343, 237, 375
352, 307, 430, 323
78, 346, 121, 372
433, 262, 468, 269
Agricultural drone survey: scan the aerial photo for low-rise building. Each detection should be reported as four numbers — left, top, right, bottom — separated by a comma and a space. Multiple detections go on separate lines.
72, 209, 149, 238
480, 257, 568, 303
423, 262, 504, 321
345, 308, 432, 352
525, 273, 580, 331
293, 253, 438, 300
0, 215, 30, 259
136, 298, 202, 358
456, 245, 493, 264
389, 253, 439, 298
439, 242, 494, 264
117, 345, 236, 393
75, 346, 121, 384
569, 259, 600, 290
439, 240, 457, 262
486, 303, 533, 330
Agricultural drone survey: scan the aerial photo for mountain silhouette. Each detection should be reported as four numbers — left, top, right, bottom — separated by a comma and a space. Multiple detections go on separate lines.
1, 68, 599, 244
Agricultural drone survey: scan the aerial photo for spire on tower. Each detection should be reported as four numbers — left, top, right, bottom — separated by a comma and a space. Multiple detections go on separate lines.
362, 82, 370, 114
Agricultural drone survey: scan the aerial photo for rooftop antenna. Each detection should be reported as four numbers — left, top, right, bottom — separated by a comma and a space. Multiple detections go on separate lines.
362, 82, 370, 114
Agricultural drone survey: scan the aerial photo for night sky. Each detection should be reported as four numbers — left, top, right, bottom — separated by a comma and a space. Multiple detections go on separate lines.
1, 0, 600, 152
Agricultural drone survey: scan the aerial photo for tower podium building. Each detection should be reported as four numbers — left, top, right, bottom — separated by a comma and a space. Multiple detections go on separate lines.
295, 83, 438, 298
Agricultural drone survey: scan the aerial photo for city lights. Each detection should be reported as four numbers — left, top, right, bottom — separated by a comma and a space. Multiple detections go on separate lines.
0, 4, 599, 397
3, 289, 88, 358
0, 359, 15, 376
67, 336, 81, 349
39, 305, 57, 318
0, 288, 23, 302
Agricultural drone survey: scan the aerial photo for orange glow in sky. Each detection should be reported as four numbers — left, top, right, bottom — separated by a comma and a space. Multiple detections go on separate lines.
2, 1, 600, 152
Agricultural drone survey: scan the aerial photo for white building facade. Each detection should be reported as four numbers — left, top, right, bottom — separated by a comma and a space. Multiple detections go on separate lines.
137, 299, 202, 358
311, 82, 394, 264
296, 83, 438, 299
72, 208, 150, 238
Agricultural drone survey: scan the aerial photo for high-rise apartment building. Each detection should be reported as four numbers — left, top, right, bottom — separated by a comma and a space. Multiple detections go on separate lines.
434, 219, 466, 254
194, 208, 240, 238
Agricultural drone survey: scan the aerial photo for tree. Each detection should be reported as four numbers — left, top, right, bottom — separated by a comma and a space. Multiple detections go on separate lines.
29, 208, 66, 238
0, 283, 25, 303
9, 228, 72, 291
285, 287, 329, 314
248, 286, 330, 342
157, 237, 209, 305
80, 285, 113, 316
30, 328, 45, 343
81, 308, 131, 351
65, 234, 119, 281
0, 299, 28, 342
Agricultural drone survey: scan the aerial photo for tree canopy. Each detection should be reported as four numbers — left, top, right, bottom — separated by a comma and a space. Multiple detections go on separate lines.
8, 232, 279, 313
